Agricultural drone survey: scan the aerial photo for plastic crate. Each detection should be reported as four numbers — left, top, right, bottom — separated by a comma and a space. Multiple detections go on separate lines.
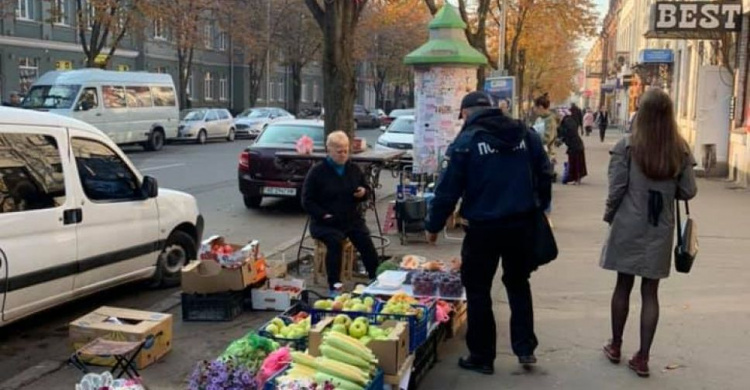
310, 301, 383, 326
262, 366, 384, 390
258, 316, 308, 351
378, 301, 437, 353
181, 291, 243, 322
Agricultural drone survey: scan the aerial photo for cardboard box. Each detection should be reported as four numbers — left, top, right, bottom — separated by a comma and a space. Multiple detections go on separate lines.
251, 278, 305, 311
69, 306, 173, 369
265, 258, 288, 279
309, 318, 409, 376
384, 354, 415, 387
447, 301, 467, 338
181, 259, 257, 294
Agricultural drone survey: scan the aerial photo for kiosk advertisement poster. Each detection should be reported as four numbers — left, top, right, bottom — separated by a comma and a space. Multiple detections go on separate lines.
413, 67, 476, 174
484, 76, 516, 115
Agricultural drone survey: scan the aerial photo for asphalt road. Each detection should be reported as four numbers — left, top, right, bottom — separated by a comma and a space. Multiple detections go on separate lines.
0, 127, 386, 386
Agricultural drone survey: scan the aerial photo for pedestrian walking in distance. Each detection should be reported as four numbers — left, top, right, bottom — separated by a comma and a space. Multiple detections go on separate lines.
600, 88, 697, 377
557, 111, 587, 185
569, 102, 583, 136
425, 91, 553, 375
583, 108, 594, 137
595, 106, 609, 142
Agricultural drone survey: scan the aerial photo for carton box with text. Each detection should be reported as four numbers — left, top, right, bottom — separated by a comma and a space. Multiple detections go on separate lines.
251, 278, 305, 311
197, 236, 267, 282
309, 318, 409, 375
181, 259, 256, 294
69, 306, 173, 369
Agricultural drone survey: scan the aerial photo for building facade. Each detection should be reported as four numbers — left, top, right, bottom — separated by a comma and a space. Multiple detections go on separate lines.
0, 0, 376, 112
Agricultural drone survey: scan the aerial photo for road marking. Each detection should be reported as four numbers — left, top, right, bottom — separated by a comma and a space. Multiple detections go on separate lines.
140, 163, 185, 172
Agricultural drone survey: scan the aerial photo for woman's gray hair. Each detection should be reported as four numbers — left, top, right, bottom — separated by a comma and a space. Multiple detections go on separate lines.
326, 130, 349, 148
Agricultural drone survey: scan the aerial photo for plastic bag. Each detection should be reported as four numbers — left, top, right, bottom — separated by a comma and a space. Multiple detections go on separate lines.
258, 347, 292, 385
295, 135, 314, 155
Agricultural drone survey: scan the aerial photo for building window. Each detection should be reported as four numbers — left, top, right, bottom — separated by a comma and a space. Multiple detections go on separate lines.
219, 76, 228, 101
268, 82, 274, 102
313, 82, 319, 103
301, 83, 308, 103
217, 32, 227, 51
18, 57, 38, 94
16, 0, 31, 20
155, 66, 167, 74
53, 0, 68, 25
187, 74, 193, 97
278, 82, 285, 102
86, 1, 96, 28
203, 24, 213, 49
204, 72, 214, 100
154, 18, 167, 40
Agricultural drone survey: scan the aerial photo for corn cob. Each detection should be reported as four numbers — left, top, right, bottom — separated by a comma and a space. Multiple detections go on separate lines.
314, 372, 365, 390
315, 357, 369, 385
289, 363, 317, 377
291, 351, 317, 369
323, 332, 378, 363
319, 345, 371, 370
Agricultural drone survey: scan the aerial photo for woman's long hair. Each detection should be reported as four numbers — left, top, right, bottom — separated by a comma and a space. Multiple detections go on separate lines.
631, 88, 687, 180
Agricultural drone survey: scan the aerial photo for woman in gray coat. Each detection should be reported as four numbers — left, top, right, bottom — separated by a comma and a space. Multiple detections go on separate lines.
600, 89, 697, 378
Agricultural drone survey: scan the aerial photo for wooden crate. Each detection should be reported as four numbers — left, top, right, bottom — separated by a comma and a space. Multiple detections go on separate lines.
313, 239, 355, 285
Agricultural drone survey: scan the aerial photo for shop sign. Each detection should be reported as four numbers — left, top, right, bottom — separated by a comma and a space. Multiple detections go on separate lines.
639, 49, 675, 64
647, 1, 742, 39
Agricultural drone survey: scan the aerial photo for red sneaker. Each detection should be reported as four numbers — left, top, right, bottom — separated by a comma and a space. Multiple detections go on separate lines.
628, 352, 650, 377
602, 340, 621, 364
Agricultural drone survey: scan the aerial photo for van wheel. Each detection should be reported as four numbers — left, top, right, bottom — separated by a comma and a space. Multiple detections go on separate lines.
243, 195, 262, 209
151, 230, 196, 288
145, 129, 165, 151
197, 129, 207, 145
227, 128, 236, 142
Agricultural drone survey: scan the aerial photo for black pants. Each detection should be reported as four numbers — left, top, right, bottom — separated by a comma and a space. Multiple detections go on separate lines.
311, 222, 379, 289
599, 125, 607, 142
461, 222, 538, 363
584, 126, 592, 136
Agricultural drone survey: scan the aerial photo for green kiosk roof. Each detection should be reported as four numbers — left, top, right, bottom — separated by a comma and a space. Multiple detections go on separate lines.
404, 4, 487, 66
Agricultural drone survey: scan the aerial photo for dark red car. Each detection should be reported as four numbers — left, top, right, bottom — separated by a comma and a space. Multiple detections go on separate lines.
238, 119, 325, 208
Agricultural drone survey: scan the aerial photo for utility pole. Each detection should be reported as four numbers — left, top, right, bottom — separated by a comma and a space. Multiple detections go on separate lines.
498, 0, 507, 74
265, 0, 271, 107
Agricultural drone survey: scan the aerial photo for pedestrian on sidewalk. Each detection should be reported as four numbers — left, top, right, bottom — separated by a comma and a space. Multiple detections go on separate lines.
600, 88, 697, 378
583, 108, 594, 137
425, 91, 554, 375
557, 111, 587, 185
532, 93, 557, 223
570, 102, 583, 135
595, 106, 609, 142
301, 131, 379, 294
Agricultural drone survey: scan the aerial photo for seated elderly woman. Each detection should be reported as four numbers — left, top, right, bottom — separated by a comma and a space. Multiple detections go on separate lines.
301, 131, 379, 292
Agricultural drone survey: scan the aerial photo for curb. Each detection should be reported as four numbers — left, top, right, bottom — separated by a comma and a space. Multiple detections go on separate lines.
0, 360, 66, 390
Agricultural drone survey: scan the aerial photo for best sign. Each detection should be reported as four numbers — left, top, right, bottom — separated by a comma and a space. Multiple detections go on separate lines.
654, 1, 742, 32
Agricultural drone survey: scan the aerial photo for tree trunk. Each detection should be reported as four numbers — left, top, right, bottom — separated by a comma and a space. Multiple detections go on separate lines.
407, 77, 415, 107
476, 67, 486, 91
177, 47, 194, 109
319, 0, 359, 138
291, 62, 303, 115
247, 59, 266, 108
374, 68, 386, 110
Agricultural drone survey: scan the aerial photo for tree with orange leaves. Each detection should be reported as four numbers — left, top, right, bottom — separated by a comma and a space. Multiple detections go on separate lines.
356, 0, 430, 109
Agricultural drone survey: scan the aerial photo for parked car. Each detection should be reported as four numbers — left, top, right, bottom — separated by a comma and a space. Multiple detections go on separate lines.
176, 108, 236, 144
354, 105, 380, 129
0, 107, 203, 326
234, 107, 295, 138
376, 115, 415, 159
380, 108, 415, 129
238, 119, 325, 208
21, 69, 178, 152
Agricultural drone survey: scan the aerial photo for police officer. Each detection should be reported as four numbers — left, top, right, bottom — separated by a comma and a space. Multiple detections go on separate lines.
425, 91, 553, 375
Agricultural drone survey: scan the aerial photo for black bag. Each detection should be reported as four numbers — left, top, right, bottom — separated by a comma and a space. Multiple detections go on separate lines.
526, 133, 558, 269
674, 200, 697, 273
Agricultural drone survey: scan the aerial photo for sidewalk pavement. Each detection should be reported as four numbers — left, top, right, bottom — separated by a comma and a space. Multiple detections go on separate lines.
406, 133, 750, 390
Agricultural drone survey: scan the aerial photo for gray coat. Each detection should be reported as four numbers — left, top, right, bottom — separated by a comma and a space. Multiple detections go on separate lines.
600, 137, 698, 279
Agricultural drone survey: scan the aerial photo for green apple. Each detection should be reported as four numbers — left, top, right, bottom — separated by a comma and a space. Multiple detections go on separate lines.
271, 318, 286, 329
353, 317, 369, 325
350, 298, 363, 306
359, 336, 372, 345
265, 323, 279, 335
348, 321, 368, 339
352, 303, 368, 312
279, 327, 290, 338
333, 314, 352, 329
331, 324, 348, 334
314, 300, 329, 309
363, 297, 375, 307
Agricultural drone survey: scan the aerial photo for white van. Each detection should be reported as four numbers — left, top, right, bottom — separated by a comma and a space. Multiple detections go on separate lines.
0, 107, 203, 326
21, 69, 179, 152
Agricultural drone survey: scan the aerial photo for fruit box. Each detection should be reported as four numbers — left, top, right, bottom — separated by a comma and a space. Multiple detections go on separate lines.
308, 318, 409, 376
69, 306, 172, 369
251, 278, 305, 311
181, 259, 259, 294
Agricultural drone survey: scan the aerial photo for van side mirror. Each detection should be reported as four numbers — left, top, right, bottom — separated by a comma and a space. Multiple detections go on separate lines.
141, 176, 158, 198
77, 100, 93, 111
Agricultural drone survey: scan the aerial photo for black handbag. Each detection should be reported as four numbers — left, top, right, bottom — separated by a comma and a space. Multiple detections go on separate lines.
526, 134, 559, 270
674, 199, 697, 273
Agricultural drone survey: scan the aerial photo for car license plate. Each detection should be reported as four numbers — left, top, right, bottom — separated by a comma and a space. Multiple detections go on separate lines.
263, 187, 297, 196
